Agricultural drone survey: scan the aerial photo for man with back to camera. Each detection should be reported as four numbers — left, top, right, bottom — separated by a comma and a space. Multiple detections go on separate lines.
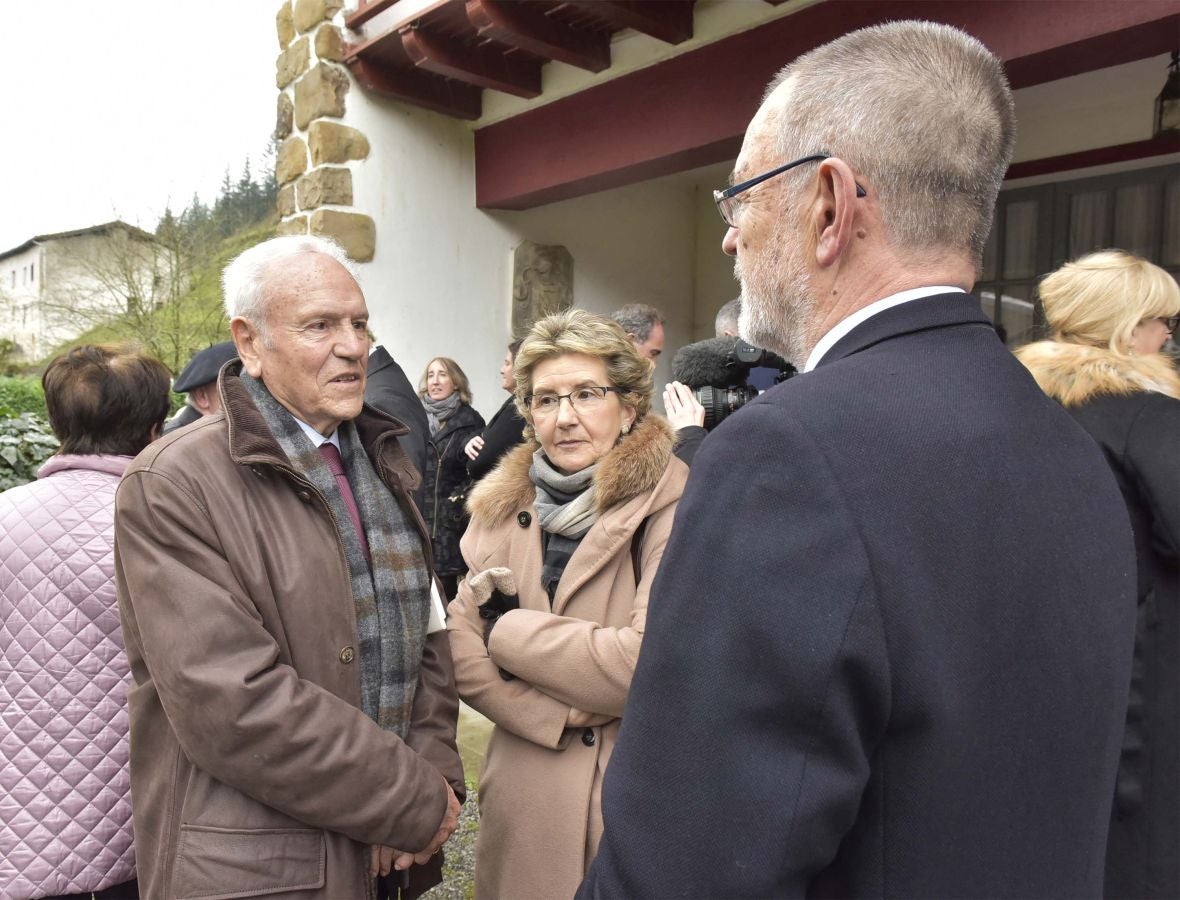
580, 21, 1137, 899
366, 334, 431, 509
114, 235, 463, 899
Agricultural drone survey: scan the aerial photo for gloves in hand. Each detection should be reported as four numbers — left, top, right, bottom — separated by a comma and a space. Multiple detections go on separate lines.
466, 567, 520, 680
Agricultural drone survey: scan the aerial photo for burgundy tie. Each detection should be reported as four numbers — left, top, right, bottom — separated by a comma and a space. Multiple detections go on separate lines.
318, 442, 371, 564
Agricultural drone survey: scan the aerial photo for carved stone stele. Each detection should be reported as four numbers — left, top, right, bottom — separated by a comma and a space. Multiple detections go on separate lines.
512, 241, 573, 338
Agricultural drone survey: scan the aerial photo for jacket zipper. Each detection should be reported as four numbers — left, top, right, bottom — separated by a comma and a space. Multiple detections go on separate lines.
430, 428, 457, 542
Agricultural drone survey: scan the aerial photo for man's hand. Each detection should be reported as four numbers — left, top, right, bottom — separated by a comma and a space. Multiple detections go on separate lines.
410, 779, 462, 865
464, 435, 485, 460
663, 381, 705, 430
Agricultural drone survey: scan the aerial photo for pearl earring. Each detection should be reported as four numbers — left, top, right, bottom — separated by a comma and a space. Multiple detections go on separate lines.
621, 424, 631, 435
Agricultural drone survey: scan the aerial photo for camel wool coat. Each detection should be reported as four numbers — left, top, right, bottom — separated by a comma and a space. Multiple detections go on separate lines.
447, 415, 686, 900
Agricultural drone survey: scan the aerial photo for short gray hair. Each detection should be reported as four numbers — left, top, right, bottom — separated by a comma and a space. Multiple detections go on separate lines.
715, 297, 741, 337
766, 20, 1015, 269
609, 303, 665, 343
222, 235, 361, 330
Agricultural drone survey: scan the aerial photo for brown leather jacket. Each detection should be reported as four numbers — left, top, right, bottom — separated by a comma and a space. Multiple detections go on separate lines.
114, 364, 464, 900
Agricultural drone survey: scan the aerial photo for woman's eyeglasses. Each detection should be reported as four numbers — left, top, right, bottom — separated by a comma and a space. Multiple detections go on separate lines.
524, 386, 622, 418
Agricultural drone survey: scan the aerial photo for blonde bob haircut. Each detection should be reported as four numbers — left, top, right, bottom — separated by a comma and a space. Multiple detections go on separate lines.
1040, 250, 1180, 354
418, 356, 473, 406
514, 309, 652, 441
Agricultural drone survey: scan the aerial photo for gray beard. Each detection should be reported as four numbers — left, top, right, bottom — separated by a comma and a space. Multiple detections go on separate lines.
734, 226, 815, 368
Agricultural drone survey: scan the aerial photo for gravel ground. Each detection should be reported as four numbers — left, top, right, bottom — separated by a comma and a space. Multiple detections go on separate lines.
421, 703, 491, 899
423, 788, 480, 900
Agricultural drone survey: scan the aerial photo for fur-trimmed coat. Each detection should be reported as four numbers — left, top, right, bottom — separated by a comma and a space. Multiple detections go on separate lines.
1018, 340, 1180, 899
446, 415, 687, 900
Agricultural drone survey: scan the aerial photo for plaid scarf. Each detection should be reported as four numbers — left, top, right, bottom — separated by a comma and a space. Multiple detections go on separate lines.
241, 373, 431, 737
530, 450, 597, 603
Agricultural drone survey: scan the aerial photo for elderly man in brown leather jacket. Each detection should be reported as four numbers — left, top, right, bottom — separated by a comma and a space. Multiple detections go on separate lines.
114, 235, 463, 899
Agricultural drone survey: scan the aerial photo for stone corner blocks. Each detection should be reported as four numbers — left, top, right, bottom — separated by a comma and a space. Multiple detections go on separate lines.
314, 25, 345, 63
276, 216, 309, 237
308, 121, 370, 165
277, 183, 297, 218
310, 210, 375, 262
276, 137, 309, 186
294, 63, 349, 130
294, 0, 343, 34
276, 36, 310, 89
296, 167, 353, 210
275, 93, 294, 141
276, 3, 294, 50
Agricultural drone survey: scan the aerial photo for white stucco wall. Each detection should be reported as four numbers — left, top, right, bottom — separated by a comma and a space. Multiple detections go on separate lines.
347, 91, 699, 420
1013, 53, 1172, 164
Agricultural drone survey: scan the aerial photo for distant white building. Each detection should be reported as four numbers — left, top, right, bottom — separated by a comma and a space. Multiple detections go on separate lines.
0, 221, 164, 362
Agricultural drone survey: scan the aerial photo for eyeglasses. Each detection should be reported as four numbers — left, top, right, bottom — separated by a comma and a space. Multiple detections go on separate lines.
1157, 314, 1180, 331
713, 153, 868, 228
524, 386, 622, 418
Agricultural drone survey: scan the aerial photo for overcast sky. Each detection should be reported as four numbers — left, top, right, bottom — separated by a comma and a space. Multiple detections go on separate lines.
0, 1, 279, 252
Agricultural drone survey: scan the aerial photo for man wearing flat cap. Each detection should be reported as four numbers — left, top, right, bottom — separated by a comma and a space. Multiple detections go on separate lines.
163, 341, 238, 433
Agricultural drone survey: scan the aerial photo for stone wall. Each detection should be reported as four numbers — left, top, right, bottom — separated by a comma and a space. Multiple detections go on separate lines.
273, 0, 375, 261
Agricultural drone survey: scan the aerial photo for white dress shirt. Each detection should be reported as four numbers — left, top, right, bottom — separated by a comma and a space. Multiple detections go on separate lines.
803, 286, 966, 373
292, 415, 341, 450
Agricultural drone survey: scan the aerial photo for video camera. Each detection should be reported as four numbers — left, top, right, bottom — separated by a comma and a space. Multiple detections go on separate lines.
671, 336, 795, 429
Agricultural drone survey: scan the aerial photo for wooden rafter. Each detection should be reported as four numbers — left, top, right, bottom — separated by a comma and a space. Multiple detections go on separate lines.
564, 0, 693, 45
345, 0, 400, 29
400, 25, 543, 97
347, 57, 482, 120
466, 0, 610, 73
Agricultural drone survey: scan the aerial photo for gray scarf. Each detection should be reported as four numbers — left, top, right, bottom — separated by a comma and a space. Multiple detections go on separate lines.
241, 373, 431, 738
530, 449, 598, 539
422, 392, 462, 436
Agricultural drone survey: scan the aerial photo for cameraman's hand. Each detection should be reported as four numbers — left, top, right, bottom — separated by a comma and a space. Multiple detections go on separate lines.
464, 435, 485, 460
663, 381, 705, 430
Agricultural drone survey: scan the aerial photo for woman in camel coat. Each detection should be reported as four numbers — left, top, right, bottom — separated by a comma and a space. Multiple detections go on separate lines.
447, 310, 687, 899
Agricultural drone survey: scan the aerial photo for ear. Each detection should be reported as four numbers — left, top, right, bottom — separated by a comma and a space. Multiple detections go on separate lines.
231, 317, 265, 378
190, 384, 213, 413
621, 403, 638, 434
811, 157, 860, 269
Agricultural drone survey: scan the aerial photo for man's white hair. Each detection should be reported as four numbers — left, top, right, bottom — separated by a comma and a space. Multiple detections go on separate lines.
221, 235, 362, 331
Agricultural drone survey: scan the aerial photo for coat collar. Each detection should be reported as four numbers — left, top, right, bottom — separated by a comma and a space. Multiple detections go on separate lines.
37, 454, 132, 479
467, 414, 676, 528
218, 360, 422, 492
1015, 340, 1180, 406
816, 292, 992, 369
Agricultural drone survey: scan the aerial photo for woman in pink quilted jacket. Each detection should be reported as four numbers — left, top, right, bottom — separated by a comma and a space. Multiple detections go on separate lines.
1, 344, 171, 900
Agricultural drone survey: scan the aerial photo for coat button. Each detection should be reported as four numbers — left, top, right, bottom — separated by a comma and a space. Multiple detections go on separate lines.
581, 728, 596, 747
339, 646, 355, 664
517, 511, 531, 528
296, 489, 313, 502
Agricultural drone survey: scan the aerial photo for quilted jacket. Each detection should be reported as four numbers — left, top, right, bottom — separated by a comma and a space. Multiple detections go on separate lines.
0, 454, 136, 900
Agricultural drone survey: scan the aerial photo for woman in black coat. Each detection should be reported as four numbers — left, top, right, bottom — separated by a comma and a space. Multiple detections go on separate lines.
1017, 250, 1180, 899
418, 357, 485, 599
464, 340, 527, 482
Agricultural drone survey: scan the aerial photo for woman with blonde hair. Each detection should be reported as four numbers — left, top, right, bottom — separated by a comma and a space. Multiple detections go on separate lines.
1016, 250, 1179, 899
447, 309, 687, 899
418, 356, 484, 599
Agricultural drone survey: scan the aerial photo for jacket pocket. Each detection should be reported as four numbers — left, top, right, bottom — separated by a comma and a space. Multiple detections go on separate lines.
173, 825, 325, 899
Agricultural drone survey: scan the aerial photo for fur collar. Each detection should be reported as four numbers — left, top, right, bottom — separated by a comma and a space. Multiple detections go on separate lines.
467, 415, 675, 527
1016, 340, 1180, 407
